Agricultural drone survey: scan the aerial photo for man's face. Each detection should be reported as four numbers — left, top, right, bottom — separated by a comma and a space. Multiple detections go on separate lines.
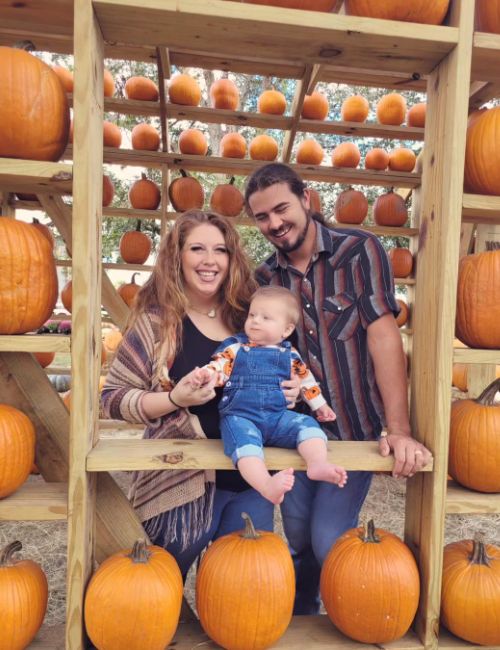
248, 182, 311, 254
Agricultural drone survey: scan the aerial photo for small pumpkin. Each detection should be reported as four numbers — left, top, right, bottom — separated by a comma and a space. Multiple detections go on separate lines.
168, 73, 201, 106
395, 299, 409, 327
220, 132, 247, 158
309, 188, 323, 213
210, 77, 239, 110
119, 223, 152, 264
178, 128, 208, 156
103, 120, 122, 148
476, 0, 500, 33
210, 177, 244, 217
103, 68, 115, 97
257, 89, 287, 115
365, 147, 389, 171
373, 188, 408, 226
389, 147, 417, 172
441, 536, 500, 645
102, 174, 115, 208
407, 102, 426, 128
61, 279, 72, 313
244, 0, 337, 9
169, 170, 205, 212
85, 539, 182, 650
345, 0, 450, 24
376, 92, 407, 126
124, 76, 159, 101
118, 272, 142, 308
334, 187, 368, 224
196, 513, 295, 650
341, 95, 369, 122
53, 65, 74, 93
33, 351, 56, 368
296, 139, 324, 165
0, 541, 48, 649
249, 134, 279, 161
301, 91, 329, 120
320, 519, 420, 643
388, 247, 413, 278
0, 405, 35, 498
129, 173, 161, 210
332, 142, 360, 168
131, 123, 160, 151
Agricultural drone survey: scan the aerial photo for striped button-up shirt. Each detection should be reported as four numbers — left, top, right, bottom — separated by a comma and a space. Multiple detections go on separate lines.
255, 221, 399, 441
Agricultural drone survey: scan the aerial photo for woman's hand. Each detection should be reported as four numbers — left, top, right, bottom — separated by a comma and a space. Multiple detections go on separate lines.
171, 370, 217, 408
281, 374, 301, 409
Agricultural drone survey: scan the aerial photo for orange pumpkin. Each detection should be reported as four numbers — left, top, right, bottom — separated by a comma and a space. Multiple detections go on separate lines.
103, 328, 123, 354
341, 95, 369, 122
178, 128, 208, 156
53, 65, 74, 93
196, 513, 295, 650
119, 225, 152, 264
389, 147, 417, 172
334, 187, 368, 224
395, 299, 409, 327
464, 107, 500, 195
320, 520, 420, 643
452, 364, 500, 392
220, 132, 247, 158
301, 91, 329, 120
210, 78, 240, 110
103, 68, 115, 97
169, 171, 205, 212
0, 45, 70, 161
476, 0, 500, 33
441, 537, 500, 645
296, 139, 324, 165
210, 177, 244, 217
118, 273, 142, 308
365, 147, 389, 170
0, 405, 35, 498
345, 0, 450, 24
0, 541, 48, 649
376, 92, 407, 126
456, 249, 500, 348
85, 539, 183, 650
131, 123, 160, 151
129, 174, 161, 210
33, 351, 56, 368
332, 142, 360, 168
244, 0, 337, 9
168, 73, 201, 106
373, 188, 408, 226
249, 134, 279, 161
124, 76, 159, 101
309, 188, 323, 213
257, 89, 287, 115
388, 247, 413, 278
31, 218, 54, 248
407, 102, 426, 127
61, 279, 72, 313
103, 120, 122, 148
0, 218, 58, 334
102, 174, 115, 208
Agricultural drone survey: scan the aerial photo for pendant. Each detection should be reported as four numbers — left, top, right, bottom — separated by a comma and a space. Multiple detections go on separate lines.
207, 308, 216, 318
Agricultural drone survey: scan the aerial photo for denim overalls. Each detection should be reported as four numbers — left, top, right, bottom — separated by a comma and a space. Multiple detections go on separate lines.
219, 339, 327, 466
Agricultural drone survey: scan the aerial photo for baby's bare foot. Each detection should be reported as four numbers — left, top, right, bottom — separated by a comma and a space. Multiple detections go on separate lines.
261, 468, 295, 504
307, 462, 347, 487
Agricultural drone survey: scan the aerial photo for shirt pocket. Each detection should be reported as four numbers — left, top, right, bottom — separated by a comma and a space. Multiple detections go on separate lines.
323, 292, 359, 341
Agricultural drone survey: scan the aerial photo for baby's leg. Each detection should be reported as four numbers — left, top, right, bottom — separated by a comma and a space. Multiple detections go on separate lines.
238, 457, 295, 505
298, 437, 347, 487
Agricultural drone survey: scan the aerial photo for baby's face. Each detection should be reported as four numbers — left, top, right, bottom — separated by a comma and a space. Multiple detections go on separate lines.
244, 296, 294, 346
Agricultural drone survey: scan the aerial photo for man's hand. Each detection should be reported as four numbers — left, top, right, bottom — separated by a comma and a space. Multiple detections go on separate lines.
315, 404, 336, 422
379, 432, 432, 478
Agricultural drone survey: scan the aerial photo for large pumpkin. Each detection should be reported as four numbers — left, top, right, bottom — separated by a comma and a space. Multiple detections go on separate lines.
0, 404, 35, 499
0, 44, 70, 161
448, 378, 500, 493
476, 0, 500, 33
0, 218, 58, 334
320, 519, 420, 643
168, 170, 204, 211
196, 513, 295, 650
244, 0, 337, 10
373, 188, 408, 226
210, 177, 244, 217
129, 173, 161, 210
0, 541, 48, 650
345, 0, 450, 24
441, 537, 500, 645
84, 539, 183, 650
455, 249, 500, 348
119, 224, 152, 264
464, 107, 500, 195
334, 187, 368, 224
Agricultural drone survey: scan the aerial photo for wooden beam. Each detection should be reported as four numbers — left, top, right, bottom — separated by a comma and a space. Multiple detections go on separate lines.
282, 65, 315, 163
0, 159, 72, 195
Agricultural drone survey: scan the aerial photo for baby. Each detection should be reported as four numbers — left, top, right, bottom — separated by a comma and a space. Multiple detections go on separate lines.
189, 286, 347, 505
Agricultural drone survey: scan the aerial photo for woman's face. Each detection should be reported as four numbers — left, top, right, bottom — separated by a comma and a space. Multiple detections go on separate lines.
181, 223, 230, 300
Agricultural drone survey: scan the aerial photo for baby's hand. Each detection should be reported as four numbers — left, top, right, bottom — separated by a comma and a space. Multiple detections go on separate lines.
315, 404, 336, 422
187, 366, 212, 388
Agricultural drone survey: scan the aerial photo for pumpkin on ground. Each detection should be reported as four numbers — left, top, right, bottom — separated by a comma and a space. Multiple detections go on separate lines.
210, 177, 244, 217
0, 44, 70, 161
388, 247, 413, 278
119, 224, 152, 264
376, 92, 407, 126
345, 0, 450, 24
220, 132, 247, 158
320, 519, 420, 643
332, 142, 360, 168
124, 76, 159, 101
249, 134, 279, 161
118, 273, 142, 308
334, 187, 368, 224
196, 513, 295, 650
441, 537, 500, 645
476, 0, 500, 33
178, 128, 208, 156
301, 91, 329, 120
168, 73, 201, 106
341, 95, 369, 122
0, 405, 35, 499
373, 188, 408, 226
169, 171, 204, 211
84, 539, 183, 650
365, 147, 389, 170
129, 174, 161, 210
0, 541, 48, 650
296, 139, 324, 165
131, 123, 160, 151
0, 218, 58, 334
257, 89, 287, 115
448, 378, 500, 492
210, 77, 240, 110
244, 0, 337, 9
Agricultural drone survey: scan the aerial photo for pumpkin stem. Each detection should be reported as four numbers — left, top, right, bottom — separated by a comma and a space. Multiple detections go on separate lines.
241, 512, 260, 539
135, 219, 142, 232
360, 519, 380, 543
229, 176, 236, 186
469, 535, 491, 567
128, 539, 151, 563
13, 40, 36, 52
180, 169, 188, 178
476, 378, 500, 406
0, 541, 22, 566
130, 272, 140, 284
140, 172, 147, 181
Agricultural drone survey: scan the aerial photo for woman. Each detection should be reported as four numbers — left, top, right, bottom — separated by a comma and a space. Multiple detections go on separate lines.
101, 209, 297, 577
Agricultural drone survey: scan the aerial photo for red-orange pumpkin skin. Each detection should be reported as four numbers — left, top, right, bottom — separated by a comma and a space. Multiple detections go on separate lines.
388, 248, 413, 278
120, 230, 152, 264
169, 173, 205, 212
476, 0, 500, 33
334, 188, 368, 224
320, 520, 420, 643
373, 189, 408, 226
464, 107, 500, 195
345, 0, 450, 24
210, 179, 244, 217
0, 405, 35, 499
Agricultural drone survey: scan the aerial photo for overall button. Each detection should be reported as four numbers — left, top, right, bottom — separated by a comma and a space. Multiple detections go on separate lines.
243, 345, 250, 351
226, 381, 231, 387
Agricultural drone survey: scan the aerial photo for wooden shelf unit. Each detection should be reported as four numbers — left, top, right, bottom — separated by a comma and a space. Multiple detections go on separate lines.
0, 482, 68, 521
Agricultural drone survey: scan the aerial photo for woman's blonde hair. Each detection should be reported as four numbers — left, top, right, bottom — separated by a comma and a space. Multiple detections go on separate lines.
129, 209, 256, 365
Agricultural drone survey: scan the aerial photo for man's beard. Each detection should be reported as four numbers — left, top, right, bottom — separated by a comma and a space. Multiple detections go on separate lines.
273, 211, 311, 254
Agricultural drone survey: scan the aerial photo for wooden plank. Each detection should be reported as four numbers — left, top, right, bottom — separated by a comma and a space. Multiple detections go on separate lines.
472, 31, 500, 84
333, 223, 418, 237
0, 335, 71, 353
463, 193, 500, 222
469, 80, 500, 110
282, 65, 315, 163
438, 627, 500, 650
404, 2, 475, 648
0, 159, 72, 195
0, 482, 67, 521
446, 481, 500, 514
453, 349, 500, 364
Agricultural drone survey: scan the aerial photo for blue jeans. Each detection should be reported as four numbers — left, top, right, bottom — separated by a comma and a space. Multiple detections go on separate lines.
163, 487, 274, 577
280, 470, 373, 615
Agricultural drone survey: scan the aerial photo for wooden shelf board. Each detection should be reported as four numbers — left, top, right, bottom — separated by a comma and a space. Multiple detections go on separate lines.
462, 193, 500, 223
87, 438, 433, 472
453, 348, 500, 364
333, 223, 418, 237
0, 159, 72, 195
446, 481, 500, 514
437, 628, 500, 650
0, 482, 67, 521
472, 31, 500, 84
0, 335, 71, 353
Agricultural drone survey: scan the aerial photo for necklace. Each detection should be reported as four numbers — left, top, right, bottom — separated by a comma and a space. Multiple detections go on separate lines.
188, 304, 217, 318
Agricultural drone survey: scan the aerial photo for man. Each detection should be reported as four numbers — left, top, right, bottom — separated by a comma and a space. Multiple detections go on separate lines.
244, 163, 431, 615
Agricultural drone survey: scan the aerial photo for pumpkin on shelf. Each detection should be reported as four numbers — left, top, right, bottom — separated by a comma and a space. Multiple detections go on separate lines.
61, 280, 72, 313
103, 120, 122, 148
33, 351, 56, 368
210, 77, 240, 110
309, 188, 323, 213
296, 138, 324, 165
332, 142, 360, 168
334, 187, 368, 225
103, 68, 115, 97
131, 123, 160, 151
220, 132, 247, 159
0, 405, 35, 499
118, 273, 142, 308
475, 0, 500, 33
129, 173, 161, 211
373, 188, 408, 226
376, 92, 407, 126
0, 541, 48, 649
452, 363, 500, 393
196, 513, 294, 650
455, 248, 500, 348
464, 106, 500, 195
0, 43, 70, 161
53, 65, 74, 93
244, 0, 338, 10
365, 147, 389, 171
210, 177, 244, 217
389, 147, 417, 172
301, 91, 329, 120
341, 95, 370, 123
407, 102, 426, 128
168, 72, 201, 106
0, 218, 58, 334
344, 0, 450, 24
124, 75, 159, 102
441, 536, 500, 645
448, 377, 500, 493
249, 134, 279, 161
178, 128, 208, 156
102, 174, 115, 208
321, 519, 420, 643
395, 299, 409, 327
257, 89, 287, 115
169, 170, 205, 212
119, 223, 152, 264
84, 539, 183, 650
388, 247, 413, 278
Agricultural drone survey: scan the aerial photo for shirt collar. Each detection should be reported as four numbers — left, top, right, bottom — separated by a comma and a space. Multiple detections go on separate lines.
271, 220, 335, 270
